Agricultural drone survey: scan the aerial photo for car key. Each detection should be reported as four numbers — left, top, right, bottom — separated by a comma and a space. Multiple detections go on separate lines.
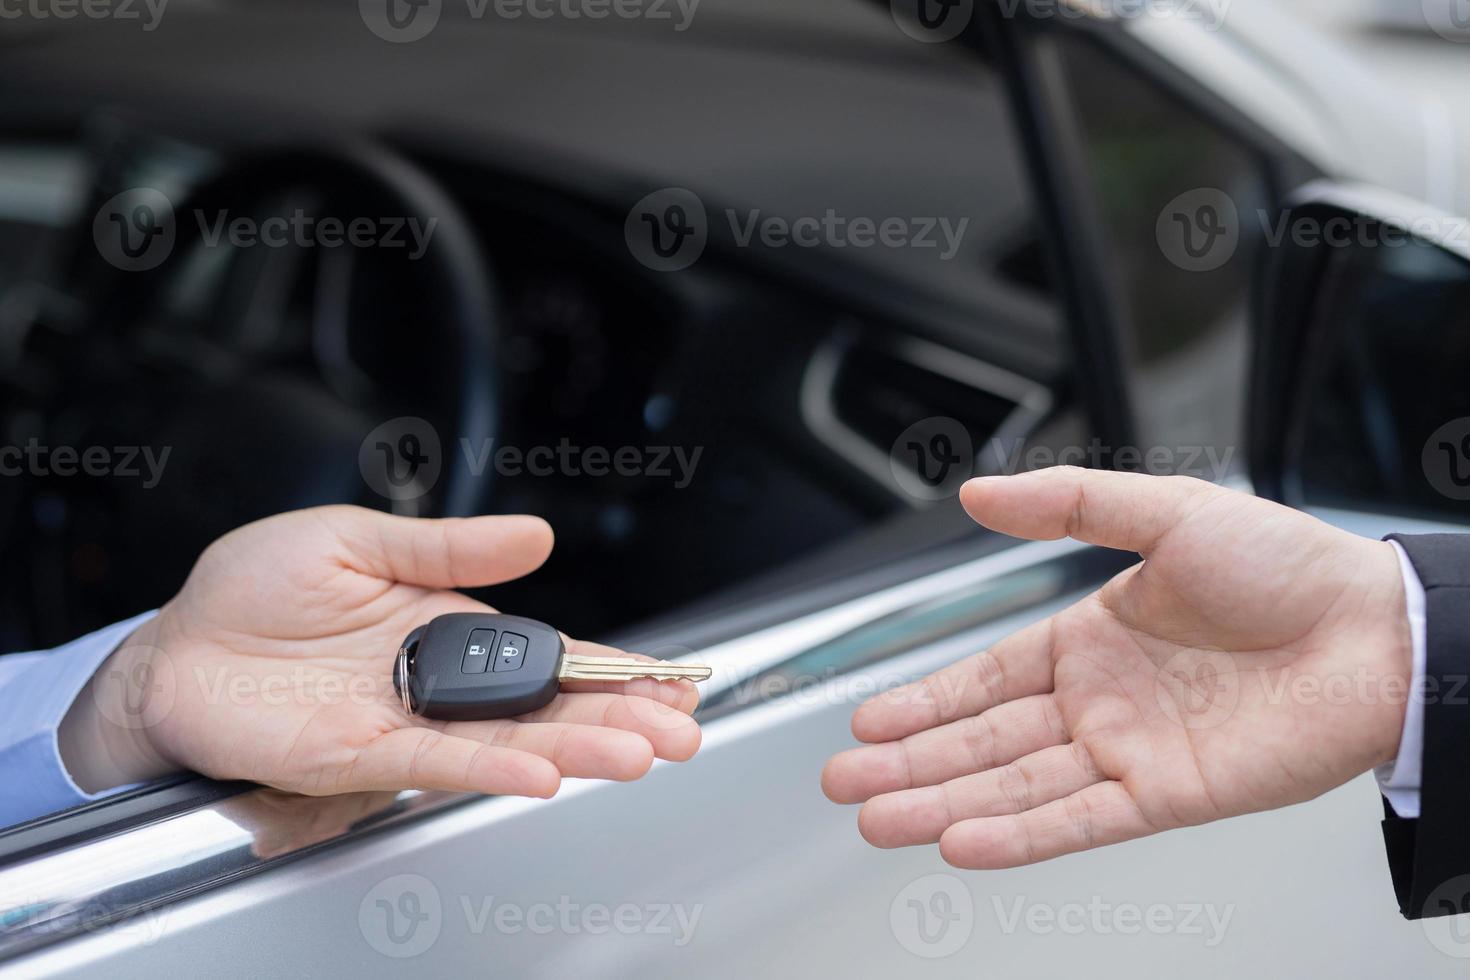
393, 612, 713, 721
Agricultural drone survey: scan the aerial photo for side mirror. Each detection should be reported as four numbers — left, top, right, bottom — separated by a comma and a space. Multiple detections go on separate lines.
1251, 183, 1470, 523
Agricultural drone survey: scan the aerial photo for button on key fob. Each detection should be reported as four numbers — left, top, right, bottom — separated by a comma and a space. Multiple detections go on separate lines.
393, 613, 713, 721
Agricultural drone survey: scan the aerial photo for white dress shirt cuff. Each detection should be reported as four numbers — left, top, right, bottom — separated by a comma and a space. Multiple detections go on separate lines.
1375, 541, 1427, 819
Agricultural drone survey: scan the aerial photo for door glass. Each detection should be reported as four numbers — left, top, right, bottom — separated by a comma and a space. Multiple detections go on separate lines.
1051, 31, 1273, 476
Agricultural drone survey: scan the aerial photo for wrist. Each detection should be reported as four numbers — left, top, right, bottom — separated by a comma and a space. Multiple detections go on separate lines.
57, 614, 181, 793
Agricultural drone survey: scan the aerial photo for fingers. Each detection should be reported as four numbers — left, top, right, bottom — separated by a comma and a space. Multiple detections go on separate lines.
444, 720, 655, 782
349, 688, 699, 796
856, 742, 1104, 848
557, 677, 699, 715
328, 506, 555, 588
349, 728, 561, 797
823, 694, 1067, 804
938, 780, 1155, 869
850, 616, 1057, 744
516, 692, 702, 762
959, 467, 1219, 556
558, 639, 701, 715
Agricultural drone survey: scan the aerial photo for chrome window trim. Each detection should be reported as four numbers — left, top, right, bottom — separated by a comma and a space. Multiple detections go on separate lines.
799, 331, 1055, 509
0, 535, 1115, 962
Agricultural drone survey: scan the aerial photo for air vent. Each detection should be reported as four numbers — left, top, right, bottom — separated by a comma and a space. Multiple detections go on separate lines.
801, 331, 1053, 505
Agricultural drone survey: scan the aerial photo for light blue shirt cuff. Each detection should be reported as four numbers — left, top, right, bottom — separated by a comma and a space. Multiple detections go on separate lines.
0, 611, 159, 830
1375, 541, 1426, 819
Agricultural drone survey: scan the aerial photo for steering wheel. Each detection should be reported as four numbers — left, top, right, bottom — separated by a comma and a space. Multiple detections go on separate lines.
6, 140, 501, 638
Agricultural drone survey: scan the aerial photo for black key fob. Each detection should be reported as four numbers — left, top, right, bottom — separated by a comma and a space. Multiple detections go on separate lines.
394, 613, 566, 721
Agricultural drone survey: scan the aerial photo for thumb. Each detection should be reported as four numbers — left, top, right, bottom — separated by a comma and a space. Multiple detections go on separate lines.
959, 467, 1219, 556
323, 506, 555, 589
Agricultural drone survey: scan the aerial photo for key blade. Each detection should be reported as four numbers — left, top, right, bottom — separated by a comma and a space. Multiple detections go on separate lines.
557, 654, 713, 683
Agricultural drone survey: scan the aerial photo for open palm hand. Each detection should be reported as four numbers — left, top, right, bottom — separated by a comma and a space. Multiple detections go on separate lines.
823, 468, 1410, 868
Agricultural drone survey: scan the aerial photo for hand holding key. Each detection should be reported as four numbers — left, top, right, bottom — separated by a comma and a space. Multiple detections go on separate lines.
58, 506, 705, 800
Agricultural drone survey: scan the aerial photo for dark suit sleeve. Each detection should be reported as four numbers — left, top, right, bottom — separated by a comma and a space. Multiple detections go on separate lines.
1382, 534, 1470, 919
